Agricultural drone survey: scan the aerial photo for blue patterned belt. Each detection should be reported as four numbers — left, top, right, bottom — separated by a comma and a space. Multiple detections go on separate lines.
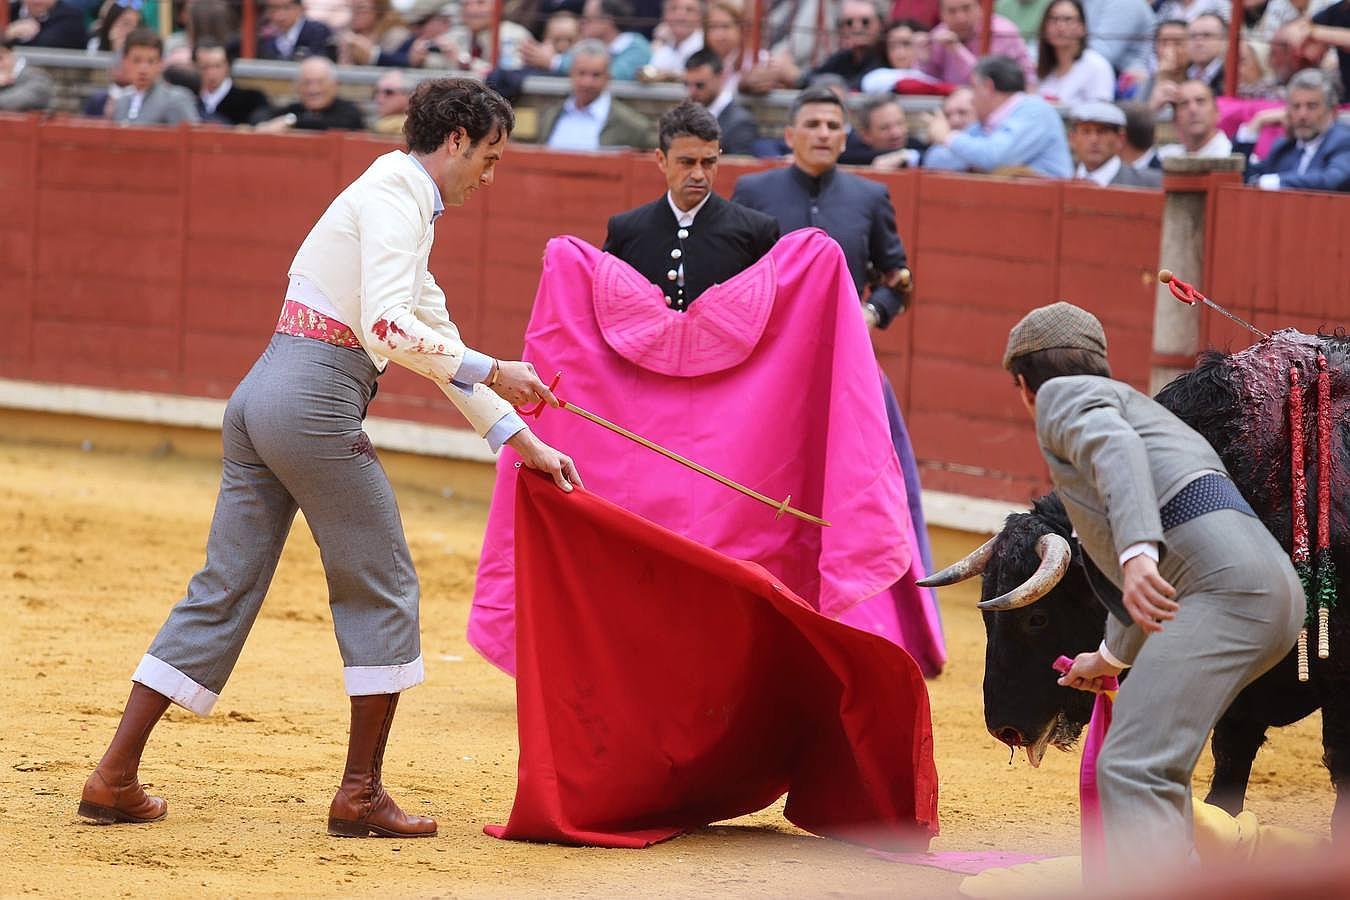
1160, 472, 1257, 531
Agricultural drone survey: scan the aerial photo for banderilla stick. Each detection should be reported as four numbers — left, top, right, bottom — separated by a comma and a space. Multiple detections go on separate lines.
1158, 269, 1271, 340
518, 373, 830, 527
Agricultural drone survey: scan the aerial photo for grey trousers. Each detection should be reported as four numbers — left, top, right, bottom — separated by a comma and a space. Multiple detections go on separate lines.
1097, 508, 1304, 880
133, 335, 424, 716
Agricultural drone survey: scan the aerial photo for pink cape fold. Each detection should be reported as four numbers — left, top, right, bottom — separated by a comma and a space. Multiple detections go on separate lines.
468, 228, 946, 677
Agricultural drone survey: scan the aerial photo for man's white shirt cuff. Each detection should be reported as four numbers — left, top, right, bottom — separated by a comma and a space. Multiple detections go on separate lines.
1119, 542, 1159, 566
1099, 640, 1130, 670
1258, 173, 1281, 191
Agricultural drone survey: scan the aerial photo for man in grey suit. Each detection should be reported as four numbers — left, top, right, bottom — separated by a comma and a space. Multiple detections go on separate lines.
1069, 101, 1162, 188
0, 35, 53, 112
113, 29, 200, 127
1005, 302, 1303, 882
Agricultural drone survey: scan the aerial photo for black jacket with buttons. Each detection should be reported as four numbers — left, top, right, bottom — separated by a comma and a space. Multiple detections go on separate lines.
602, 193, 780, 311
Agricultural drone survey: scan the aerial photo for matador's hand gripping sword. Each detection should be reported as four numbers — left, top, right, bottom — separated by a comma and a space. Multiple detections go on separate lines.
516, 373, 830, 527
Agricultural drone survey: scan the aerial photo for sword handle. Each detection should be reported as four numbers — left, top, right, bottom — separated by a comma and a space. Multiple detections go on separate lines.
1158, 269, 1202, 306
516, 372, 564, 419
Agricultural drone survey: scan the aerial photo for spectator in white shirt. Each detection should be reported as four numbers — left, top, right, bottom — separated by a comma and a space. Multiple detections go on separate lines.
1156, 79, 1232, 162
643, 0, 703, 80
540, 38, 655, 149
1035, 0, 1115, 105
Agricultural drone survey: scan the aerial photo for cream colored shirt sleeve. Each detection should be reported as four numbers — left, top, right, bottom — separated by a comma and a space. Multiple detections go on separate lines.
355, 176, 516, 438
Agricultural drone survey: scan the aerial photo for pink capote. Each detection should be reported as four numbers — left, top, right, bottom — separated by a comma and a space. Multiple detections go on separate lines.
468, 228, 946, 677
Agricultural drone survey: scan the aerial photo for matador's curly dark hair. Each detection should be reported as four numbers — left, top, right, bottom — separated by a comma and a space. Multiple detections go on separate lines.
403, 78, 515, 154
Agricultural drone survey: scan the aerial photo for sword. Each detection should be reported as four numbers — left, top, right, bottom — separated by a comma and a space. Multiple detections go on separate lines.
1158, 269, 1270, 340
517, 373, 830, 527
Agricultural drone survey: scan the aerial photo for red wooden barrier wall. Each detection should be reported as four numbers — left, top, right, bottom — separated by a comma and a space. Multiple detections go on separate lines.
5, 115, 1338, 505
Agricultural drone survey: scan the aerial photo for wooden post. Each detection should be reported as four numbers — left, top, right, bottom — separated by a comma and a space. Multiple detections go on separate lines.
979, 0, 994, 55
813, 0, 827, 66
241, 0, 258, 59
0, 1, 9, 30
747, 0, 763, 61
160, 0, 173, 39
1223, 0, 1242, 97
489, 0, 503, 69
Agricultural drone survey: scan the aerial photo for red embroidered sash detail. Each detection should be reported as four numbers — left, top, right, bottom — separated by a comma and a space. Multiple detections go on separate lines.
274, 300, 362, 349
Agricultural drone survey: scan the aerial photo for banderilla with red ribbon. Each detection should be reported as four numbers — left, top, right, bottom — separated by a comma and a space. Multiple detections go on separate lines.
1158, 269, 1270, 340
516, 372, 830, 527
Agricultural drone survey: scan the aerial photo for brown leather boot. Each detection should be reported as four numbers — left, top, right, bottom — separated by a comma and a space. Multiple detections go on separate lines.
327, 693, 437, 838
78, 683, 172, 824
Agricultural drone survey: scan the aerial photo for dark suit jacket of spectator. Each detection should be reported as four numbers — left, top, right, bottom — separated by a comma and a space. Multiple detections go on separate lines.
732, 164, 909, 325
255, 18, 336, 61
602, 192, 780, 308
277, 97, 365, 131
8, 0, 87, 49
1109, 161, 1162, 187
1238, 121, 1350, 192
805, 47, 886, 90
537, 95, 655, 149
716, 100, 758, 156
838, 130, 927, 166
203, 84, 273, 126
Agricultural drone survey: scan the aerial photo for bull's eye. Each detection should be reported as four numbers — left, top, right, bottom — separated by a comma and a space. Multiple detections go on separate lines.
1025, 611, 1050, 632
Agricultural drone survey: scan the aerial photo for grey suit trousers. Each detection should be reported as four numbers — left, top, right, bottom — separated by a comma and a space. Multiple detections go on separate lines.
1096, 508, 1303, 881
132, 334, 424, 715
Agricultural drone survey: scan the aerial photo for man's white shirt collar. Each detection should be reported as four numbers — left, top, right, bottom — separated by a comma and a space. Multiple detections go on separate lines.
708, 86, 733, 119
666, 190, 711, 227
279, 18, 306, 56
1076, 155, 1122, 187
201, 77, 232, 114
564, 90, 611, 121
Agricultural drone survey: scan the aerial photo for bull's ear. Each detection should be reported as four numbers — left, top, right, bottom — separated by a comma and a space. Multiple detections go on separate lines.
917, 535, 996, 587
976, 534, 1071, 612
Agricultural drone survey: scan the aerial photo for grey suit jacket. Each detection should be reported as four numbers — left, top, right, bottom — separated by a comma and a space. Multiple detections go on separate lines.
0, 64, 54, 112
1035, 375, 1230, 660
1109, 160, 1162, 188
113, 81, 201, 126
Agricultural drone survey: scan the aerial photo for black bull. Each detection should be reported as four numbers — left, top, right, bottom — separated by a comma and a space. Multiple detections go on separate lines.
922, 330, 1350, 838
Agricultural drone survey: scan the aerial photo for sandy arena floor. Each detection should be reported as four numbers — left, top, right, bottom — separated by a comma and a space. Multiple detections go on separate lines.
0, 415, 1336, 898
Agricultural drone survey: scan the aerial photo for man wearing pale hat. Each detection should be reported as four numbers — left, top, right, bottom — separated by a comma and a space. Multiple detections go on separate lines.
1069, 101, 1162, 189
1004, 301, 1302, 883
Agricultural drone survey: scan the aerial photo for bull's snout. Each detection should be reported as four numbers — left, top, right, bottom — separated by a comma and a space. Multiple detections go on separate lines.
993, 727, 1024, 747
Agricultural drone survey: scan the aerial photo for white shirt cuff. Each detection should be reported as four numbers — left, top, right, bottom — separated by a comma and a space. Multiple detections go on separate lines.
452, 348, 494, 387
1258, 173, 1281, 191
1118, 542, 1159, 566
1099, 640, 1130, 670
484, 413, 527, 452
1235, 123, 1261, 143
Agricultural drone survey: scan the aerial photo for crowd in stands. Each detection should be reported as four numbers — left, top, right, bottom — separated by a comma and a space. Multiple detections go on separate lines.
3, 0, 1349, 189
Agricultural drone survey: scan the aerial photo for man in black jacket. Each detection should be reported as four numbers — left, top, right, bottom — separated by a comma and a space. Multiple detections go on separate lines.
733, 86, 910, 329
195, 42, 272, 126
5, 0, 86, 50
603, 102, 779, 311
682, 48, 758, 156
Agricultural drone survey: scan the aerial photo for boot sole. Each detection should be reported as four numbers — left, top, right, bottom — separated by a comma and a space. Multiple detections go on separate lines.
327, 817, 437, 838
77, 800, 167, 825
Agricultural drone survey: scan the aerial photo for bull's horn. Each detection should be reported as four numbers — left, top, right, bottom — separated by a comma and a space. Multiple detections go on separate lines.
976, 533, 1071, 612
917, 535, 997, 587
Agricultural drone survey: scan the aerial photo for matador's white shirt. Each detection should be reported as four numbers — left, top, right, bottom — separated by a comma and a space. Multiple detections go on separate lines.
287, 150, 516, 439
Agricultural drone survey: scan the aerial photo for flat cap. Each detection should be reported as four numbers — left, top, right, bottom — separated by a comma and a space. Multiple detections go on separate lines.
1070, 100, 1126, 128
1003, 301, 1107, 370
